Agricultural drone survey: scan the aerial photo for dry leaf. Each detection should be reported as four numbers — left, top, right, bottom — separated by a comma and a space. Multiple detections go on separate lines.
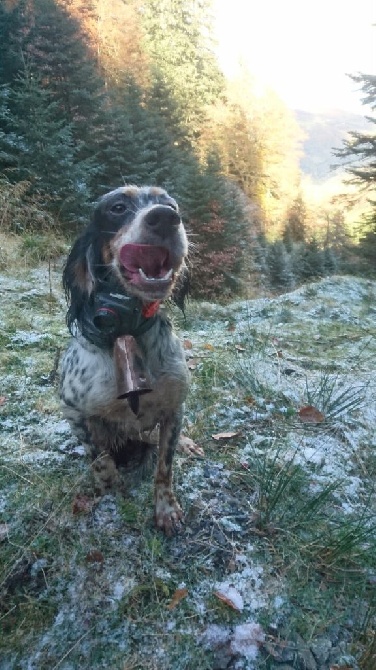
276, 350, 283, 358
72, 494, 94, 515
214, 586, 244, 611
187, 357, 200, 370
85, 550, 104, 564
183, 339, 193, 349
167, 587, 188, 610
0, 396, 6, 406
202, 343, 214, 351
244, 395, 255, 406
298, 405, 325, 423
212, 431, 239, 441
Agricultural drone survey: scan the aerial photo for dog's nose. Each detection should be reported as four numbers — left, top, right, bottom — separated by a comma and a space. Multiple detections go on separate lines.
144, 205, 181, 236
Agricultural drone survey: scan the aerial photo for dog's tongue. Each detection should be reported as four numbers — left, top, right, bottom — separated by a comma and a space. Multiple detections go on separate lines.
119, 244, 169, 278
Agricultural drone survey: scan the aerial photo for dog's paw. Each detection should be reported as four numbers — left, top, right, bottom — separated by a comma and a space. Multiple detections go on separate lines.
155, 492, 184, 536
178, 434, 204, 458
91, 452, 123, 494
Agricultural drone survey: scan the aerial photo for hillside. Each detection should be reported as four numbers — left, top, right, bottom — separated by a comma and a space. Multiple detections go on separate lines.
0, 263, 375, 669
295, 109, 371, 181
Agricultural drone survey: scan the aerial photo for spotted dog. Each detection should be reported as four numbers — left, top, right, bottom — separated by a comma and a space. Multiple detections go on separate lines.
60, 186, 190, 534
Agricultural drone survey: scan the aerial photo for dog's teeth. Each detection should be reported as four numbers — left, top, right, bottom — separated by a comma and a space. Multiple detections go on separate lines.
139, 268, 149, 280
138, 267, 173, 282
163, 268, 173, 280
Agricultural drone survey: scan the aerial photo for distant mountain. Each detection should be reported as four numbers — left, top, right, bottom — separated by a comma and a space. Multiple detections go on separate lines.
295, 109, 371, 182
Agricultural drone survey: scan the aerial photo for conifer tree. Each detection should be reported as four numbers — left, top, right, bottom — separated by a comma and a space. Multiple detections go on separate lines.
294, 238, 325, 281
140, 0, 224, 147
266, 240, 294, 290
335, 73, 376, 266
0, 69, 93, 221
21, 0, 109, 168
283, 194, 307, 245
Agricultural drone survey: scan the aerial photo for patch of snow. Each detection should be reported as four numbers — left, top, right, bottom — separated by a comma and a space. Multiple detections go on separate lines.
231, 621, 264, 659
10, 331, 51, 346
154, 567, 172, 581
202, 623, 230, 648
274, 595, 285, 609
219, 517, 243, 532
215, 560, 265, 613
18, 450, 66, 464
111, 577, 136, 602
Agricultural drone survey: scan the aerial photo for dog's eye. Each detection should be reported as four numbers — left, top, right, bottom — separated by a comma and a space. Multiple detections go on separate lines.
110, 202, 126, 214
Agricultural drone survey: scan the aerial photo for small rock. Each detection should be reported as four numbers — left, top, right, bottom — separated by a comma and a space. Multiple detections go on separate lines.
263, 641, 295, 663
292, 633, 317, 670
310, 637, 332, 665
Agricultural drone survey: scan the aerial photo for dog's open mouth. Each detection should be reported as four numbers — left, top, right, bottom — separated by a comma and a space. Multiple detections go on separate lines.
119, 244, 174, 291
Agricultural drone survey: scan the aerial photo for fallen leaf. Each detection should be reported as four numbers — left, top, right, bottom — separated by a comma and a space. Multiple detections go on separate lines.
214, 586, 244, 611
244, 395, 255, 406
227, 323, 236, 332
276, 350, 283, 358
212, 431, 239, 441
0, 396, 6, 406
298, 405, 325, 423
85, 550, 104, 564
187, 358, 200, 370
72, 494, 94, 515
202, 343, 214, 351
167, 587, 188, 610
183, 339, 193, 349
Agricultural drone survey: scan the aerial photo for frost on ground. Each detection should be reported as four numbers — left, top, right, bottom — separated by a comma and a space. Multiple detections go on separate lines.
0, 270, 375, 669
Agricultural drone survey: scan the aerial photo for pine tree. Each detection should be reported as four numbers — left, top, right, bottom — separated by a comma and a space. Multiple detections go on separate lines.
266, 240, 294, 290
293, 238, 325, 281
322, 247, 338, 275
335, 74, 376, 187
0, 2, 24, 86
0, 68, 94, 222
283, 194, 307, 245
140, 0, 224, 148
334, 72, 376, 267
21, 0, 109, 168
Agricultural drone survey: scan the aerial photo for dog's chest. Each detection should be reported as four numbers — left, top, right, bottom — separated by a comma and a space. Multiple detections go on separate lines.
97, 374, 186, 429
61, 333, 188, 430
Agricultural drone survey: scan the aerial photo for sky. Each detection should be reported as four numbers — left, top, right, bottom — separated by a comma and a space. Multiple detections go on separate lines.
213, 0, 376, 114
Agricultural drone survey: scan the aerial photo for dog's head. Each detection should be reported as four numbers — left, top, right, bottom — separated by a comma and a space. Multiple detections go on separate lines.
63, 186, 189, 332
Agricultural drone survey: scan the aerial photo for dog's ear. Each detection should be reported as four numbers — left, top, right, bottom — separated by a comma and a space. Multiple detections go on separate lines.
171, 265, 190, 313
63, 230, 97, 333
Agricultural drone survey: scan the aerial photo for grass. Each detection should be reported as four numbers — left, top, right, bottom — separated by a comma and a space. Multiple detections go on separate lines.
0, 255, 376, 669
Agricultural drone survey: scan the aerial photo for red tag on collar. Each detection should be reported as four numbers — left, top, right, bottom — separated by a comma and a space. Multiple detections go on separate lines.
142, 301, 161, 318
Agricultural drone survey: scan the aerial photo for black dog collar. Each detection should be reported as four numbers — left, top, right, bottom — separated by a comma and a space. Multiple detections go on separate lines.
79, 281, 159, 349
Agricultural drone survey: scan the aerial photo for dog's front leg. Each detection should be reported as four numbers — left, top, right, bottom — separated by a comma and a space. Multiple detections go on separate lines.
154, 409, 184, 535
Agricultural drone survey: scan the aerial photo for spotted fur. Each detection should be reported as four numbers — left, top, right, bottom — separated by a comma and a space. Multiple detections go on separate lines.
60, 186, 190, 534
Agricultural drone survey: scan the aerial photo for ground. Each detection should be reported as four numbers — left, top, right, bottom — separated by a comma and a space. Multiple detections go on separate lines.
0, 264, 375, 670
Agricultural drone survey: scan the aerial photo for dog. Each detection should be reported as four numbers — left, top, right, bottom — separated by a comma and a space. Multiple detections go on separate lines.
60, 185, 190, 534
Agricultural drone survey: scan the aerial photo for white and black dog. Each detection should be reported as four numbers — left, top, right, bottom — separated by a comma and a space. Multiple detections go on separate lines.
60, 186, 190, 534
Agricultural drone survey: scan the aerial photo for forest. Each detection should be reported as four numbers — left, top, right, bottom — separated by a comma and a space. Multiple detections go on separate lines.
0, 0, 375, 299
